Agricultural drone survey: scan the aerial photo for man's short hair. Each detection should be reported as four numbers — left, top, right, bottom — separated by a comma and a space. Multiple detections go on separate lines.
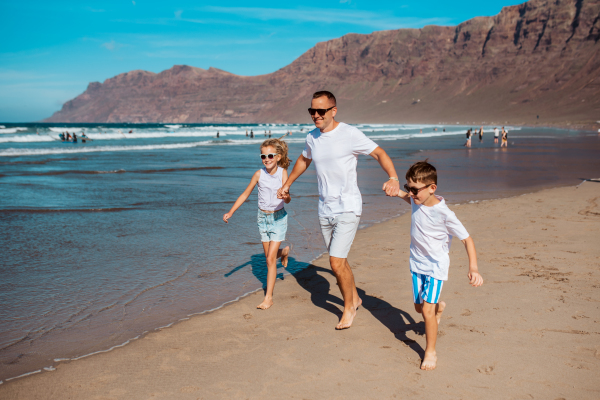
406, 160, 437, 185
312, 91, 336, 106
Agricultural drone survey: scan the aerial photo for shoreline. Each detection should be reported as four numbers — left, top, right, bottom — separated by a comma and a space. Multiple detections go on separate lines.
2, 179, 599, 393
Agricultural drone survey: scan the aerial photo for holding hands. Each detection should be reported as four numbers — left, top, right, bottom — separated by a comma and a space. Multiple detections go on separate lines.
382, 178, 400, 197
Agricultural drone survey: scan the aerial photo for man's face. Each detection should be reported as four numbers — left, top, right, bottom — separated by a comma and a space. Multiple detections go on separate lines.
310, 96, 337, 131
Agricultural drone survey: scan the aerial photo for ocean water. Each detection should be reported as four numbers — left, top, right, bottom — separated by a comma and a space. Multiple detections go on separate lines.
1, 122, 599, 382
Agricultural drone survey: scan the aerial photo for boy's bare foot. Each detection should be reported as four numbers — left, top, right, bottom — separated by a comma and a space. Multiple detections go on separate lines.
335, 308, 356, 330
257, 297, 273, 310
421, 350, 437, 371
281, 246, 290, 268
436, 301, 446, 325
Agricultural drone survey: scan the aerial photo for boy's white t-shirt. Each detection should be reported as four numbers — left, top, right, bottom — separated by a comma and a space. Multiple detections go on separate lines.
302, 122, 378, 217
409, 195, 469, 281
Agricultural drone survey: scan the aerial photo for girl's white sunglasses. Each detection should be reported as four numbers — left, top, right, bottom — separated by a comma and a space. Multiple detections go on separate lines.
260, 153, 278, 160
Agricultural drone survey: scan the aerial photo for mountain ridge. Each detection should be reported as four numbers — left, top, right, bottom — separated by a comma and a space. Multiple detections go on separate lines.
44, 0, 600, 126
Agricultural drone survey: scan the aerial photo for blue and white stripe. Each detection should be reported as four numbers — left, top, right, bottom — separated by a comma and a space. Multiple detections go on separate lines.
411, 271, 444, 304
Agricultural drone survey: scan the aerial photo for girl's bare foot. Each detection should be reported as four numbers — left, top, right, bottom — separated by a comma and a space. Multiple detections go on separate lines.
335, 308, 356, 330
281, 246, 290, 268
421, 350, 437, 370
257, 297, 273, 310
436, 301, 446, 325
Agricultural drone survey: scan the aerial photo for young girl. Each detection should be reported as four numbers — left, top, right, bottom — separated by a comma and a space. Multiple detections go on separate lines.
223, 138, 292, 310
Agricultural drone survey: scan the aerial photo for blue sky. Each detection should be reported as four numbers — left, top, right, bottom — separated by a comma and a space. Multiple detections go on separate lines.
0, 0, 525, 122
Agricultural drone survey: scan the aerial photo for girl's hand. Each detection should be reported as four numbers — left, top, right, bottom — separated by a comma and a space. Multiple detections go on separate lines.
223, 213, 233, 223
468, 271, 483, 287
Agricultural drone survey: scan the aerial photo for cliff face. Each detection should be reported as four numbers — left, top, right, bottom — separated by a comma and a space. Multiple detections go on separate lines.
45, 0, 600, 125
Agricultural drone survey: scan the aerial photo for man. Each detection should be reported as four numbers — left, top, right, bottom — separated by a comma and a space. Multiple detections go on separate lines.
277, 91, 400, 329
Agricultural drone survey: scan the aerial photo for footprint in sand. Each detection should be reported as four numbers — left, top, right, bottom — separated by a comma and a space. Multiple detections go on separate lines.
477, 365, 495, 375
461, 309, 472, 316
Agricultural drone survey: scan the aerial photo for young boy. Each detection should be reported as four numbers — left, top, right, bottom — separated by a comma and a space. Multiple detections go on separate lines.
397, 160, 483, 371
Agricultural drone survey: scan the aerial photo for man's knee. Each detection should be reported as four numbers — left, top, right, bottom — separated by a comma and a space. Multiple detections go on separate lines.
414, 303, 423, 314
329, 256, 347, 274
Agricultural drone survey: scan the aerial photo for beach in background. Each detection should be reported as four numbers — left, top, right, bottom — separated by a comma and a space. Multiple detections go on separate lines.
1, 123, 599, 382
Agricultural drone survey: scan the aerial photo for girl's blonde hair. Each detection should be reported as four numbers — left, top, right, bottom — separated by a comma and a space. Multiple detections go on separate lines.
261, 138, 290, 169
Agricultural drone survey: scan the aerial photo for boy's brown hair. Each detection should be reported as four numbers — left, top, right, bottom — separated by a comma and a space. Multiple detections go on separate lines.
406, 160, 437, 185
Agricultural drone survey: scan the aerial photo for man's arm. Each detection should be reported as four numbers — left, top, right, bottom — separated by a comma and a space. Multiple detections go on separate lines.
370, 146, 400, 197
461, 236, 483, 287
277, 154, 312, 198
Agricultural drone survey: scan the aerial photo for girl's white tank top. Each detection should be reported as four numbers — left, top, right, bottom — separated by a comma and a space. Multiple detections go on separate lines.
258, 167, 284, 211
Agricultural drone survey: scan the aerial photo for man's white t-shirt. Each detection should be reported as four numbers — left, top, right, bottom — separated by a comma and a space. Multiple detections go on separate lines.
494, 128, 499, 137
302, 122, 378, 217
409, 195, 470, 281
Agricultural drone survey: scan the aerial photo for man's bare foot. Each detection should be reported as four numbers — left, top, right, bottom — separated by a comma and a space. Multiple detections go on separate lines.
335, 308, 356, 330
281, 246, 290, 268
436, 301, 446, 325
257, 297, 273, 310
421, 351, 437, 371
354, 297, 362, 311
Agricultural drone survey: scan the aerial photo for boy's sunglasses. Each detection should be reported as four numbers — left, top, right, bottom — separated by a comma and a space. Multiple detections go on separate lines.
308, 106, 335, 116
404, 183, 433, 195
260, 153, 278, 160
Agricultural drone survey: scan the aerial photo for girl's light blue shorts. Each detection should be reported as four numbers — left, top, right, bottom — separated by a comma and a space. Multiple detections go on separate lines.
257, 208, 287, 243
411, 271, 444, 304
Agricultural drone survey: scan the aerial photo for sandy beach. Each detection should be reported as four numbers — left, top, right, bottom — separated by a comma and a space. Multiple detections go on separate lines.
2, 181, 599, 399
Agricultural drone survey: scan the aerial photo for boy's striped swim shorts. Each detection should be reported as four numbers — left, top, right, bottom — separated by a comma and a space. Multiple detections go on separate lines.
411, 271, 444, 304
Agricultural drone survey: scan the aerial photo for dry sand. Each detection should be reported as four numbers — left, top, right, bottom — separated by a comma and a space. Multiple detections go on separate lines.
2, 182, 599, 399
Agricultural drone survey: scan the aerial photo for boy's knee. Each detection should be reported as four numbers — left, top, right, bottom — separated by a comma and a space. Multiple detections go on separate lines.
421, 303, 437, 319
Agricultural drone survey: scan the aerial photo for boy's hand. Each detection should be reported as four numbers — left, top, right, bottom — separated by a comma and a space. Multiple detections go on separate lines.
223, 213, 232, 223
468, 271, 483, 287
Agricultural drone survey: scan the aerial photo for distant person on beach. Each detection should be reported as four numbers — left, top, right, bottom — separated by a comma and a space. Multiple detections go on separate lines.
395, 160, 483, 370
277, 90, 400, 329
494, 127, 499, 144
464, 129, 471, 147
501, 127, 508, 147
216, 131, 220, 138
246, 130, 248, 137
478, 126, 483, 142
223, 138, 291, 310
250, 129, 254, 138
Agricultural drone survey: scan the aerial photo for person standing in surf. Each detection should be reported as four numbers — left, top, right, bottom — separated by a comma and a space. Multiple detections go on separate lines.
223, 138, 292, 310
277, 91, 400, 330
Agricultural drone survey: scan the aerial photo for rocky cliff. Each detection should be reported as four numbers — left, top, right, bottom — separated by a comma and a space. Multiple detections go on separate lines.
45, 0, 600, 125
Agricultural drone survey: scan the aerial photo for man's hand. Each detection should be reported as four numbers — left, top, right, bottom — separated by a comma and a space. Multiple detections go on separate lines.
277, 185, 290, 199
468, 270, 483, 287
382, 179, 400, 197
223, 213, 232, 223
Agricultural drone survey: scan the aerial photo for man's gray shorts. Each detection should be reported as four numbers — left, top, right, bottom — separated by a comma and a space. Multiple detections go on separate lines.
319, 212, 360, 259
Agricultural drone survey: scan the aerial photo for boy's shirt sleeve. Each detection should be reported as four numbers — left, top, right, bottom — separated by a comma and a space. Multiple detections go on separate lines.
444, 209, 470, 240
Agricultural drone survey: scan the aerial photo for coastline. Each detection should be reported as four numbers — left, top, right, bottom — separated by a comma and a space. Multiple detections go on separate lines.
2, 180, 599, 398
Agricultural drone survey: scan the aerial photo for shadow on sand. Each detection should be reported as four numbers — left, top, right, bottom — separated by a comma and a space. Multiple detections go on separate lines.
225, 254, 424, 358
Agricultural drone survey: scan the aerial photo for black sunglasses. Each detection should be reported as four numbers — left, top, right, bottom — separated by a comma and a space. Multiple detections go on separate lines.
308, 106, 335, 116
404, 183, 433, 195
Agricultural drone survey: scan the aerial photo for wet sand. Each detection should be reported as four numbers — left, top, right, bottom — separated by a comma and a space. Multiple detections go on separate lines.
2, 181, 599, 399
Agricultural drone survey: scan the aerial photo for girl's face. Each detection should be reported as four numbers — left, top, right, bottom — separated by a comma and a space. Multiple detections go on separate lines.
261, 145, 280, 170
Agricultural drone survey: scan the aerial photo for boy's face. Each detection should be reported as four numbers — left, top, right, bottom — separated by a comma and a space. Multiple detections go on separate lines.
406, 179, 437, 205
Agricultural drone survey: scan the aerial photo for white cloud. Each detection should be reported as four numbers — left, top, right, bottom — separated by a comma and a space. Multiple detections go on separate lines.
200, 6, 450, 30
101, 40, 127, 51
174, 10, 183, 19
132, 1, 136, 5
